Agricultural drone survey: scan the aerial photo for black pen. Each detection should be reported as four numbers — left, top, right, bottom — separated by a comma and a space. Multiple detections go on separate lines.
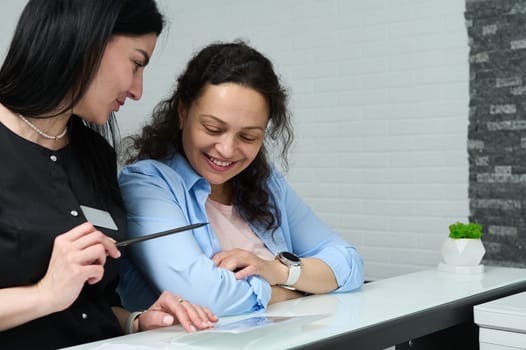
116, 222, 208, 247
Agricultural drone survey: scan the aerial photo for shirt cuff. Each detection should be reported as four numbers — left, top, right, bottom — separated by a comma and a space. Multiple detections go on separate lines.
246, 275, 272, 311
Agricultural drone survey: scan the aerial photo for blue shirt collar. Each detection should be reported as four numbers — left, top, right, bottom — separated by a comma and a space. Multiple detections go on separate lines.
165, 154, 209, 193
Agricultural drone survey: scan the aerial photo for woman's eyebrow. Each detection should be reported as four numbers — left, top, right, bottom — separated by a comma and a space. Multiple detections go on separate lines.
201, 115, 265, 131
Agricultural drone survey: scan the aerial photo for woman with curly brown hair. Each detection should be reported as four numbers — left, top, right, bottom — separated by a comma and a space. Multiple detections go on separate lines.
118, 41, 364, 317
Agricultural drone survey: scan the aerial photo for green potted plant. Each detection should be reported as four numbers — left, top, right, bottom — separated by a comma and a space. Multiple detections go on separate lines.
448, 222, 483, 239
440, 221, 486, 270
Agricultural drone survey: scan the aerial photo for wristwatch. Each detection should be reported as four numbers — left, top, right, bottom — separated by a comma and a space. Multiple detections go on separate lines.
276, 251, 302, 286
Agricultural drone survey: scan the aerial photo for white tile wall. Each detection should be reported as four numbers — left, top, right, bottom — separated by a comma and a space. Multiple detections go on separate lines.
0, 0, 470, 280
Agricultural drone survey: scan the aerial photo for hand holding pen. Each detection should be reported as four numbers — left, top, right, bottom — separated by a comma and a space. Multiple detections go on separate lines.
38, 222, 207, 315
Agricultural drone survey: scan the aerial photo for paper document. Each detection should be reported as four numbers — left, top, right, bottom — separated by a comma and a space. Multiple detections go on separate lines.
206, 314, 326, 334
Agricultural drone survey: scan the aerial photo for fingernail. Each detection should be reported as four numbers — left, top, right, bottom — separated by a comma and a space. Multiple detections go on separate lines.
191, 325, 197, 332
163, 315, 174, 325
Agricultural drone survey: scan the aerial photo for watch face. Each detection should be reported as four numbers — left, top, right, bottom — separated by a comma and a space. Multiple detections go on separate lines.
280, 251, 300, 263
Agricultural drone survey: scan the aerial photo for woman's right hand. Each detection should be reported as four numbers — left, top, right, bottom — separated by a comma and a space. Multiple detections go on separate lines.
36, 222, 121, 312
138, 291, 218, 333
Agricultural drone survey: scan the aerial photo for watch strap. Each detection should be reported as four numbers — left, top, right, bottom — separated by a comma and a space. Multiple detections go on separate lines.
284, 263, 301, 286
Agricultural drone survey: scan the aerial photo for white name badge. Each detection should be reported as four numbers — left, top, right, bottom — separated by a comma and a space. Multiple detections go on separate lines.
80, 205, 118, 230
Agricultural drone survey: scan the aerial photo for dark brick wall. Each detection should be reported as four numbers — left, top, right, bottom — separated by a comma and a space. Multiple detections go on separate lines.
466, 0, 526, 267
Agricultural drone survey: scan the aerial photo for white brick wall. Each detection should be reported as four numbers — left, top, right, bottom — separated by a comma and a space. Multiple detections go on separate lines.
1, 0, 470, 280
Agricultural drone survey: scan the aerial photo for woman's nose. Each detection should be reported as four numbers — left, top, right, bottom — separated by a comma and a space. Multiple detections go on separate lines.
216, 135, 236, 158
128, 73, 143, 100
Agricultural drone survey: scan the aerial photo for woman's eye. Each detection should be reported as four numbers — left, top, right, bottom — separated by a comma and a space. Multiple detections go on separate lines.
133, 61, 145, 72
240, 135, 258, 142
204, 126, 222, 134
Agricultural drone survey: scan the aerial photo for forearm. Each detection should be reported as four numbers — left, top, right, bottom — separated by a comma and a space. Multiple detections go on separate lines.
0, 285, 55, 331
269, 285, 304, 305
290, 258, 338, 294
140, 255, 269, 316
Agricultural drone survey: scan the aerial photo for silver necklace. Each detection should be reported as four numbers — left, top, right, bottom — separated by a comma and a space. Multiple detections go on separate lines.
18, 114, 68, 140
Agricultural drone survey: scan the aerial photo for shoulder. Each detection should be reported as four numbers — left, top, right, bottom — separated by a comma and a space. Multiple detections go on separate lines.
119, 157, 210, 207
266, 165, 289, 193
120, 158, 175, 181
119, 156, 201, 191
118, 159, 181, 202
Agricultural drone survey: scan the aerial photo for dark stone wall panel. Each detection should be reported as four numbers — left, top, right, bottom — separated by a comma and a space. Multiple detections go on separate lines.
466, 0, 526, 267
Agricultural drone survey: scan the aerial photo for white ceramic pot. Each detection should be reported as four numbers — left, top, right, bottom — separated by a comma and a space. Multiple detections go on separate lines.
441, 237, 486, 266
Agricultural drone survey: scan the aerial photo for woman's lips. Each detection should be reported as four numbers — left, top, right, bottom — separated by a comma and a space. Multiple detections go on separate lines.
114, 99, 125, 112
205, 154, 236, 171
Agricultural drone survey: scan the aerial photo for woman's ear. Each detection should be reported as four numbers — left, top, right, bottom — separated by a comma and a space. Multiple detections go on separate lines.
177, 101, 186, 129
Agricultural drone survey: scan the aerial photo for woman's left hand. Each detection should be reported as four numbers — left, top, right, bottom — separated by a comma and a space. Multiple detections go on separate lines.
212, 248, 287, 285
138, 291, 218, 333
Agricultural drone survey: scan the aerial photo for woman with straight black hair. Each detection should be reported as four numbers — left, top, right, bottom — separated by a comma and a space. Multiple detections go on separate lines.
0, 1, 216, 348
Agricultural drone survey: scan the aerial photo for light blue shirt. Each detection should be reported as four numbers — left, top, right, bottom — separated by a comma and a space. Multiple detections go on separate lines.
118, 155, 364, 316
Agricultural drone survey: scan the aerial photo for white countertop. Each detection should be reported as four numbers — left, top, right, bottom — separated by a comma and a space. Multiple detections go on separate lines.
67, 266, 526, 350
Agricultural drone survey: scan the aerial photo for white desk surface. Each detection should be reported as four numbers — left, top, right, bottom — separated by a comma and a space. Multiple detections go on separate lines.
67, 266, 526, 350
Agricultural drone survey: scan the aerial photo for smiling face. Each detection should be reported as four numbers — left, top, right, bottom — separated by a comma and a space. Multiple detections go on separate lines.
179, 83, 269, 200
73, 33, 157, 124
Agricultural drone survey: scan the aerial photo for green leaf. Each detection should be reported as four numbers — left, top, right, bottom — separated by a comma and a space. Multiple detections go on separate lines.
448, 222, 482, 239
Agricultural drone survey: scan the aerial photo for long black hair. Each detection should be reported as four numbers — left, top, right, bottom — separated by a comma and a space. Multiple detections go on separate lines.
125, 41, 294, 232
0, 0, 164, 206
